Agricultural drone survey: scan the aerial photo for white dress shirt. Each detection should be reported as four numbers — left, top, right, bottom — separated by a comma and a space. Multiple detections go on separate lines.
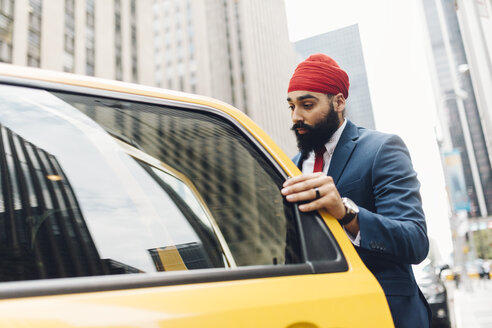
301, 118, 361, 246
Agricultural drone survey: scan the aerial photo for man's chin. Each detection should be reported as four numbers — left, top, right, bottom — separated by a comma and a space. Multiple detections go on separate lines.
295, 136, 316, 154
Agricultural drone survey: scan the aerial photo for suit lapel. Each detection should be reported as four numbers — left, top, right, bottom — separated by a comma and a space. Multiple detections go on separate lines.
292, 152, 303, 169
328, 120, 359, 185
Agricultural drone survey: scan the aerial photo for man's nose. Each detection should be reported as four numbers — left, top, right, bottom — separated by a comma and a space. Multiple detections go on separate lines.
291, 107, 303, 123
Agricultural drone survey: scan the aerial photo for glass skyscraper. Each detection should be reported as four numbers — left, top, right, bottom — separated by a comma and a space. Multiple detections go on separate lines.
422, 0, 492, 218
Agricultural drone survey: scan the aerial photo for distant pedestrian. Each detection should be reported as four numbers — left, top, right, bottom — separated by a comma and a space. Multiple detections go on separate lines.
477, 258, 487, 280
454, 270, 461, 288
483, 259, 490, 280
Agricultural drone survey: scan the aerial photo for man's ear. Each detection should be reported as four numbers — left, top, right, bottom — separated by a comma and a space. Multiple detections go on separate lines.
334, 93, 346, 112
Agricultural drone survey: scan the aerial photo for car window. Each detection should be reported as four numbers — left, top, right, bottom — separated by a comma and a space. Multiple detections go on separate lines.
53, 91, 303, 268
0, 84, 307, 282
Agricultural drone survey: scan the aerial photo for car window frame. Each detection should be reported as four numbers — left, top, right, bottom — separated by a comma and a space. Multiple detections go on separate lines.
0, 76, 348, 299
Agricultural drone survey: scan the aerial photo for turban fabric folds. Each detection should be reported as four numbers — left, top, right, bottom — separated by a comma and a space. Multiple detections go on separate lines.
288, 54, 350, 99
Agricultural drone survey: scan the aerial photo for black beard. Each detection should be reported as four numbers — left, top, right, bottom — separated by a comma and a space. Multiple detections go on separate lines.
291, 103, 340, 156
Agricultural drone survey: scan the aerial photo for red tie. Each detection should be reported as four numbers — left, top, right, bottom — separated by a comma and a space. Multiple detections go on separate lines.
313, 147, 326, 173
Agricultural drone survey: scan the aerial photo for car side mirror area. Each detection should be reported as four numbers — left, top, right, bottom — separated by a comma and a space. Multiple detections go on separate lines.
438, 264, 450, 278
294, 207, 348, 274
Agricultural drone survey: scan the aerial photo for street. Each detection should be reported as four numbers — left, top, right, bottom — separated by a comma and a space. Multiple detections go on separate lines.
447, 278, 492, 327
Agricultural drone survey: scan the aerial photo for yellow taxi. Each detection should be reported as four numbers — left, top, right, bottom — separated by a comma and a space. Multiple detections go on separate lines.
0, 64, 394, 327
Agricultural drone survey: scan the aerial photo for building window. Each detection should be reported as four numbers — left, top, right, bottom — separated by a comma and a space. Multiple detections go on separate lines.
64, 0, 75, 72
186, 0, 194, 61
114, 0, 122, 80
0, 0, 13, 16
234, 1, 248, 113
190, 71, 196, 93
0, 0, 14, 63
86, 0, 95, 76
0, 40, 11, 62
27, 0, 42, 67
130, 0, 138, 83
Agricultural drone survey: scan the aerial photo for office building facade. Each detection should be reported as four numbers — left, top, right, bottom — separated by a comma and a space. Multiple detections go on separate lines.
422, 0, 492, 219
153, 0, 298, 154
454, 0, 492, 167
294, 24, 376, 130
0, 0, 154, 85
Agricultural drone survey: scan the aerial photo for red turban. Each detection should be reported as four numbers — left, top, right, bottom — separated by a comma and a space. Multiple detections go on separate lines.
288, 54, 350, 99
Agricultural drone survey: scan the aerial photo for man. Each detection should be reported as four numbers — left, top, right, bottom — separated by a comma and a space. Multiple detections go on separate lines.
281, 54, 431, 327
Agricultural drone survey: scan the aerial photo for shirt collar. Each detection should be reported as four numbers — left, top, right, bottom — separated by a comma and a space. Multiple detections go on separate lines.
324, 118, 347, 156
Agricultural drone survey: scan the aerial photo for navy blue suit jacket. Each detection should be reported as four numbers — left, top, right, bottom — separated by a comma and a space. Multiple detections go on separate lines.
293, 120, 431, 327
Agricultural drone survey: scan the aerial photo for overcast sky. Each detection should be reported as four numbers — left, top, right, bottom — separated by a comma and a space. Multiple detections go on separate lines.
284, 0, 454, 262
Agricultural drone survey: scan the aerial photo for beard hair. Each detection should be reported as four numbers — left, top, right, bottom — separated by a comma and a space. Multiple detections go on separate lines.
291, 102, 341, 156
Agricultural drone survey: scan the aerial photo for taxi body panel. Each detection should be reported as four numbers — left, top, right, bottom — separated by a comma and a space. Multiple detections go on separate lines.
0, 272, 392, 328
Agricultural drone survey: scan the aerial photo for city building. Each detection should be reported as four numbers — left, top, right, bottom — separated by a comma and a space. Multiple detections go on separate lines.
294, 24, 376, 130
421, 0, 492, 259
152, 0, 297, 154
0, 0, 154, 85
454, 0, 492, 168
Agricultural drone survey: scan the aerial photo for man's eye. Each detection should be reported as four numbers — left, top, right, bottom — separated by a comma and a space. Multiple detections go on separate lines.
303, 103, 313, 109
288, 105, 294, 110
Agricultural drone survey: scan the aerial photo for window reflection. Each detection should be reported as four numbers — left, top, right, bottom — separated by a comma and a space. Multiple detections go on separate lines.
0, 83, 302, 283
54, 92, 301, 267
0, 123, 106, 281
0, 85, 228, 281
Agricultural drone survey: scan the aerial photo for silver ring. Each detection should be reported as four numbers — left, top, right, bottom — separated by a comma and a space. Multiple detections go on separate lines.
314, 187, 321, 199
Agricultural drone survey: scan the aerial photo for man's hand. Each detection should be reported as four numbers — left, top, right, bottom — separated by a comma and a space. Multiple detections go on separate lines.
281, 173, 345, 217
281, 173, 360, 235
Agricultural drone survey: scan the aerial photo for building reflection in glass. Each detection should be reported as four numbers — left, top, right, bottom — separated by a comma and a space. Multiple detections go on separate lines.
0, 123, 106, 281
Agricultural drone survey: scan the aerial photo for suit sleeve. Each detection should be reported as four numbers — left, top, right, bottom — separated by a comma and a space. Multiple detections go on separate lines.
358, 135, 429, 264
